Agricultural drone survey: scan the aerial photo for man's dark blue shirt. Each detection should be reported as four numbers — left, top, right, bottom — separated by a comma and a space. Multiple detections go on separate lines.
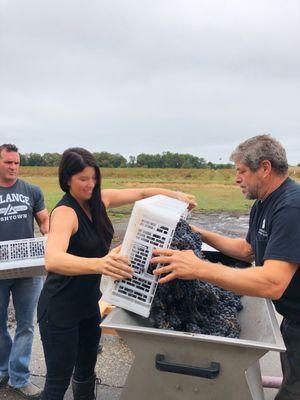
246, 178, 300, 321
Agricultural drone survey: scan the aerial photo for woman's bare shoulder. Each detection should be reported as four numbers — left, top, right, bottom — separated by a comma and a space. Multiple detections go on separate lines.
51, 205, 77, 220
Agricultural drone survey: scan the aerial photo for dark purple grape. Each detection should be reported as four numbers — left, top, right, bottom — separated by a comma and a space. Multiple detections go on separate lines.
149, 219, 243, 338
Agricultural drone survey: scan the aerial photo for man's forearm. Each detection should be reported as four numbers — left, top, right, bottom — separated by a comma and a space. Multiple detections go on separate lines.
35, 209, 49, 235
39, 221, 49, 235
195, 259, 277, 298
193, 226, 253, 262
38, 216, 49, 235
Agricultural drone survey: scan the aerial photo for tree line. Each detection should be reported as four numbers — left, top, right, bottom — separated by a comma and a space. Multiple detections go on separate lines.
20, 151, 234, 169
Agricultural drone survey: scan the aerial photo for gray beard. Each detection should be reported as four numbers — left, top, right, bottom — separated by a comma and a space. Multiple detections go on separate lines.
245, 191, 258, 200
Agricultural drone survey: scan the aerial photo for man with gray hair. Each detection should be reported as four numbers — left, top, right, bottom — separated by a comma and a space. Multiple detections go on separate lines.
152, 135, 300, 400
0, 144, 49, 399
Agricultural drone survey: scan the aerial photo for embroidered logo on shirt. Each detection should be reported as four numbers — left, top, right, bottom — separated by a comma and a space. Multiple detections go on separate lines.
258, 218, 268, 238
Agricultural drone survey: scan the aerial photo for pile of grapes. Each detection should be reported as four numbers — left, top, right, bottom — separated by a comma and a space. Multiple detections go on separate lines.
149, 220, 243, 338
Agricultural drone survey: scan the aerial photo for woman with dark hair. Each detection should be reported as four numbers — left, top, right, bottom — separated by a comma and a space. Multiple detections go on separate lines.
37, 147, 196, 400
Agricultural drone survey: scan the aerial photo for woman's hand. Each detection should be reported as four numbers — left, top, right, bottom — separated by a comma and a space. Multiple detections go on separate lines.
172, 192, 197, 210
151, 248, 202, 283
97, 245, 133, 280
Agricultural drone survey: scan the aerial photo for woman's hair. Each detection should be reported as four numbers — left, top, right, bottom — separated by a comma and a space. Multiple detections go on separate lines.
59, 147, 113, 247
230, 134, 288, 175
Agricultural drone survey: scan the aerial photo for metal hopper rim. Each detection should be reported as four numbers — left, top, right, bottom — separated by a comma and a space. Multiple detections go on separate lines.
101, 302, 285, 353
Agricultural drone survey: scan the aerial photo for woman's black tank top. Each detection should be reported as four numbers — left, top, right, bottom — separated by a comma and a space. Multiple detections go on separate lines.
37, 193, 112, 327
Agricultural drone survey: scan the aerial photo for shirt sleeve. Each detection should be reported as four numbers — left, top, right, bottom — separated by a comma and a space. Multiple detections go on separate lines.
246, 204, 255, 244
32, 185, 46, 213
246, 229, 251, 244
264, 206, 300, 264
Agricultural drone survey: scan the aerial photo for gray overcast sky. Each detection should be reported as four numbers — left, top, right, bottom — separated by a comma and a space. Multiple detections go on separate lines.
0, 0, 299, 163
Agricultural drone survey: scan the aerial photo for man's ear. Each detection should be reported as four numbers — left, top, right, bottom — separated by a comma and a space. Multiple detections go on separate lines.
260, 160, 272, 177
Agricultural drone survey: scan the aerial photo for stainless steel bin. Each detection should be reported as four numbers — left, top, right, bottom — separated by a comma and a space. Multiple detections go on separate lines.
101, 296, 285, 400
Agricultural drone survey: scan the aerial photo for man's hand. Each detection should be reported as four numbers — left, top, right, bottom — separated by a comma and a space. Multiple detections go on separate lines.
151, 248, 201, 283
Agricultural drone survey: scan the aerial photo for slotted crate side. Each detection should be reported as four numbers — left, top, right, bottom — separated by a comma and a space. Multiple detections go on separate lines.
0, 237, 46, 279
0, 265, 46, 280
102, 195, 187, 317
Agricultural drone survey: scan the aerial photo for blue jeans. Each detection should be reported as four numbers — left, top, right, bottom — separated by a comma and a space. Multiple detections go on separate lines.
0, 277, 43, 388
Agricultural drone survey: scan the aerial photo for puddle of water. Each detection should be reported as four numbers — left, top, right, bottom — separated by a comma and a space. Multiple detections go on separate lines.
112, 211, 249, 246
187, 211, 249, 238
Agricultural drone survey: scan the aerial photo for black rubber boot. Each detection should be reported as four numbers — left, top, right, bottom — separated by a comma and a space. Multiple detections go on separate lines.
72, 374, 97, 400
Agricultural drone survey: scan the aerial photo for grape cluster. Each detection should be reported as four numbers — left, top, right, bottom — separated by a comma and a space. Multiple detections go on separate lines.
149, 220, 243, 338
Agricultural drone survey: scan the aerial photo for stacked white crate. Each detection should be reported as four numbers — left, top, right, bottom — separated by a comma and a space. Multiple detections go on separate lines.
0, 237, 46, 279
101, 195, 188, 317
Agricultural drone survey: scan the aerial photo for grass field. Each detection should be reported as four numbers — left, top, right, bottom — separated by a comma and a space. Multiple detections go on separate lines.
20, 167, 300, 218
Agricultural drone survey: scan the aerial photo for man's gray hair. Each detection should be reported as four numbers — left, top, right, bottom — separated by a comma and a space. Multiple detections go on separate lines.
230, 135, 288, 175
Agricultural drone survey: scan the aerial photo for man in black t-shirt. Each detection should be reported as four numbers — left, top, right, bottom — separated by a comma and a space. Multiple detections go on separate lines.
152, 135, 300, 400
0, 144, 49, 399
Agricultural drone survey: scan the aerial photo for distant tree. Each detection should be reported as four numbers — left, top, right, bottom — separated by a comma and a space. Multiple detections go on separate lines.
127, 155, 136, 168
135, 152, 208, 168
20, 153, 29, 166
161, 152, 181, 168
27, 153, 45, 166
111, 153, 127, 168
136, 153, 162, 168
207, 161, 216, 170
43, 152, 61, 166
93, 152, 126, 168
181, 154, 206, 168
93, 152, 112, 167
215, 163, 234, 169
18, 150, 232, 169
207, 162, 233, 169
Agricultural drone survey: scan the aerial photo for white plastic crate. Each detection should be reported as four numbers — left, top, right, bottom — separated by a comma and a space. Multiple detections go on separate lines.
0, 236, 46, 279
101, 195, 188, 317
